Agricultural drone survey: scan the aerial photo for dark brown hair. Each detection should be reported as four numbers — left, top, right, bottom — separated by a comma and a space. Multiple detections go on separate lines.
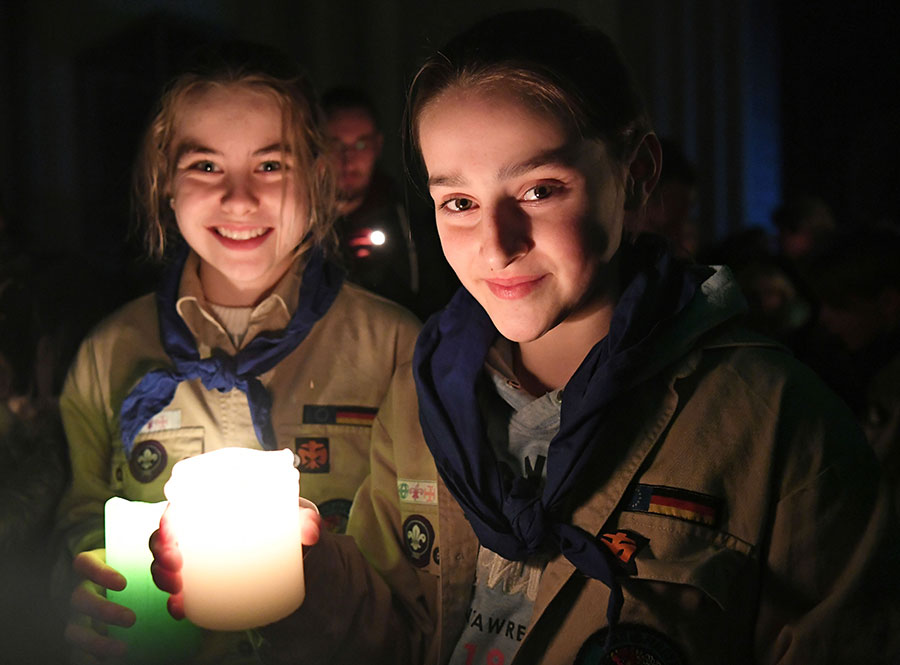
406, 9, 651, 181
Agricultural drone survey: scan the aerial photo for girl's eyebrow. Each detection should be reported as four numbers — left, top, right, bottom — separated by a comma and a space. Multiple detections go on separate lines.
174, 142, 290, 163
174, 141, 217, 163
427, 172, 466, 188
428, 145, 578, 188
496, 144, 578, 181
254, 143, 291, 156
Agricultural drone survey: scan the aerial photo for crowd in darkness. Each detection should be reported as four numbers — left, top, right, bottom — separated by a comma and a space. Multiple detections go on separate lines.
634, 142, 900, 515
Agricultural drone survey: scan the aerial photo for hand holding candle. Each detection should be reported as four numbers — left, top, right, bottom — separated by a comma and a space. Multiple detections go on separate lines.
154, 448, 322, 629
65, 549, 134, 659
150, 501, 322, 621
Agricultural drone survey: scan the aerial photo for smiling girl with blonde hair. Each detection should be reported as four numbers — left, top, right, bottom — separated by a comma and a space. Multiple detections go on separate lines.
56, 43, 419, 662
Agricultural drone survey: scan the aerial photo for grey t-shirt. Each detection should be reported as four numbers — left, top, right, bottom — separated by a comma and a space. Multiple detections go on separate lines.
449, 342, 562, 665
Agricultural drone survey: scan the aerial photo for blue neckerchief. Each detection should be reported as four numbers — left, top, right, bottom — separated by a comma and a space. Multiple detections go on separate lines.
413, 238, 712, 632
119, 245, 343, 457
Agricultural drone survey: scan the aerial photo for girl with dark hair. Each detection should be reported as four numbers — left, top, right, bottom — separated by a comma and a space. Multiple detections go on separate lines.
155, 11, 897, 664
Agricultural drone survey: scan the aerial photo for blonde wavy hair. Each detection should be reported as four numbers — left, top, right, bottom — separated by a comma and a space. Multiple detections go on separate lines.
133, 44, 337, 260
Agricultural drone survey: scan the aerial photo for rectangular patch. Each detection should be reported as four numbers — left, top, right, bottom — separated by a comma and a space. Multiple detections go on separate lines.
138, 410, 182, 434
294, 437, 330, 473
397, 479, 438, 505
626, 484, 720, 527
303, 404, 377, 427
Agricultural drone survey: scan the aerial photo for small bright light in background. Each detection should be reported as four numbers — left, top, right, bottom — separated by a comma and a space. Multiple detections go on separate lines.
369, 229, 386, 246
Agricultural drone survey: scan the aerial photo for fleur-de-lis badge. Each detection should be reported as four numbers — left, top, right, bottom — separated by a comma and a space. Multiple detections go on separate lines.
402, 515, 434, 568
129, 440, 167, 484
407, 524, 427, 552
136, 446, 160, 470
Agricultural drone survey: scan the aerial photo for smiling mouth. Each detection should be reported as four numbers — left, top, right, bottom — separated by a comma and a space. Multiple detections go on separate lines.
485, 275, 545, 299
214, 226, 269, 240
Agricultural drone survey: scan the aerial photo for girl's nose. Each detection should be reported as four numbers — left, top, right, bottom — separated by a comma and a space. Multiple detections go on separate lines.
480, 200, 532, 271
220, 176, 259, 216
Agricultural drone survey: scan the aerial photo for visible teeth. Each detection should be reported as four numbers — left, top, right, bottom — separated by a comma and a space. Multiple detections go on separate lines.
216, 227, 267, 240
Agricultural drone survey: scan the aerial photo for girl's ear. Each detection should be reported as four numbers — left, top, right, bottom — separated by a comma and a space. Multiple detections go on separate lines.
624, 133, 662, 210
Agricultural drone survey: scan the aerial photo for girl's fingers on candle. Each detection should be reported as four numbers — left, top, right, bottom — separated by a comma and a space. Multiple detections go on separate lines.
64, 620, 129, 659
70, 581, 136, 627
299, 506, 322, 546
150, 558, 183, 594
73, 549, 126, 591
149, 528, 183, 571
157, 505, 175, 542
167, 591, 186, 620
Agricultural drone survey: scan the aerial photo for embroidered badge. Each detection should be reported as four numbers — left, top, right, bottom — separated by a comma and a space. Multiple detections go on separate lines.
599, 530, 649, 575
626, 484, 720, 527
318, 498, 352, 534
302, 404, 377, 427
138, 409, 182, 434
129, 440, 167, 483
574, 624, 685, 665
397, 479, 438, 505
402, 514, 434, 568
295, 437, 330, 473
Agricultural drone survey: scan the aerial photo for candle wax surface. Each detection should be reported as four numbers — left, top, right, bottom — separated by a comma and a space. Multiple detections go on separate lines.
104, 497, 201, 664
164, 447, 305, 630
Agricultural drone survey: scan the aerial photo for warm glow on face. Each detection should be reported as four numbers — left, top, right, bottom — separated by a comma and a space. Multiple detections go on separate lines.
171, 85, 309, 306
163, 448, 305, 630
419, 87, 626, 344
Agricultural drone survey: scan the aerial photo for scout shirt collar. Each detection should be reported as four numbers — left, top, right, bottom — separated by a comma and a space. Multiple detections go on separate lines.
119, 242, 344, 457
413, 235, 726, 635
176, 250, 304, 353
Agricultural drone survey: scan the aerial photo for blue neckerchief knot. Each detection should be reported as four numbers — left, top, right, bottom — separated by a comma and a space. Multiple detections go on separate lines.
119, 245, 343, 457
413, 237, 712, 636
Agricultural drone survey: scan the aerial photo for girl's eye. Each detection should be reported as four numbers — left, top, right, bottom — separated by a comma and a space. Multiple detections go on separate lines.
259, 161, 282, 173
190, 160, 218, 173
442, 197, 475, 212
523, 184, 556, 201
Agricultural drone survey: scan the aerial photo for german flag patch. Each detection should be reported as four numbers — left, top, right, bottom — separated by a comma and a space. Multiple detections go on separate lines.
303, 404, 377, 427
626, 484, 720, 527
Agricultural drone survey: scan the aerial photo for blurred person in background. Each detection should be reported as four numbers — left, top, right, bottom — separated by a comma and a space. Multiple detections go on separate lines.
806, 224, 900, 513
323, 87, 420, 311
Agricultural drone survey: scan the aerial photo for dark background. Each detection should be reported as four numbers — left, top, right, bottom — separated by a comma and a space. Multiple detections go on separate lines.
0, 2, 898, 660
1, 0, 898, 321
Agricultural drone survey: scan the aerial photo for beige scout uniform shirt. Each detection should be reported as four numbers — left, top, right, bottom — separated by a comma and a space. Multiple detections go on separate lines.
56, 251, 420, 662
261, 327, 900, 665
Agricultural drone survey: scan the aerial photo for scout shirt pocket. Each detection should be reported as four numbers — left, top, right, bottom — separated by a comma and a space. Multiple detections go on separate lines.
111, 427, 205, 502
612, 509, 753, 613
282, 404, 379, 532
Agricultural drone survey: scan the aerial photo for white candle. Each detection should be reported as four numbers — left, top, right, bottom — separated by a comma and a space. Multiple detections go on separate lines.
163, 447, 305, 631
